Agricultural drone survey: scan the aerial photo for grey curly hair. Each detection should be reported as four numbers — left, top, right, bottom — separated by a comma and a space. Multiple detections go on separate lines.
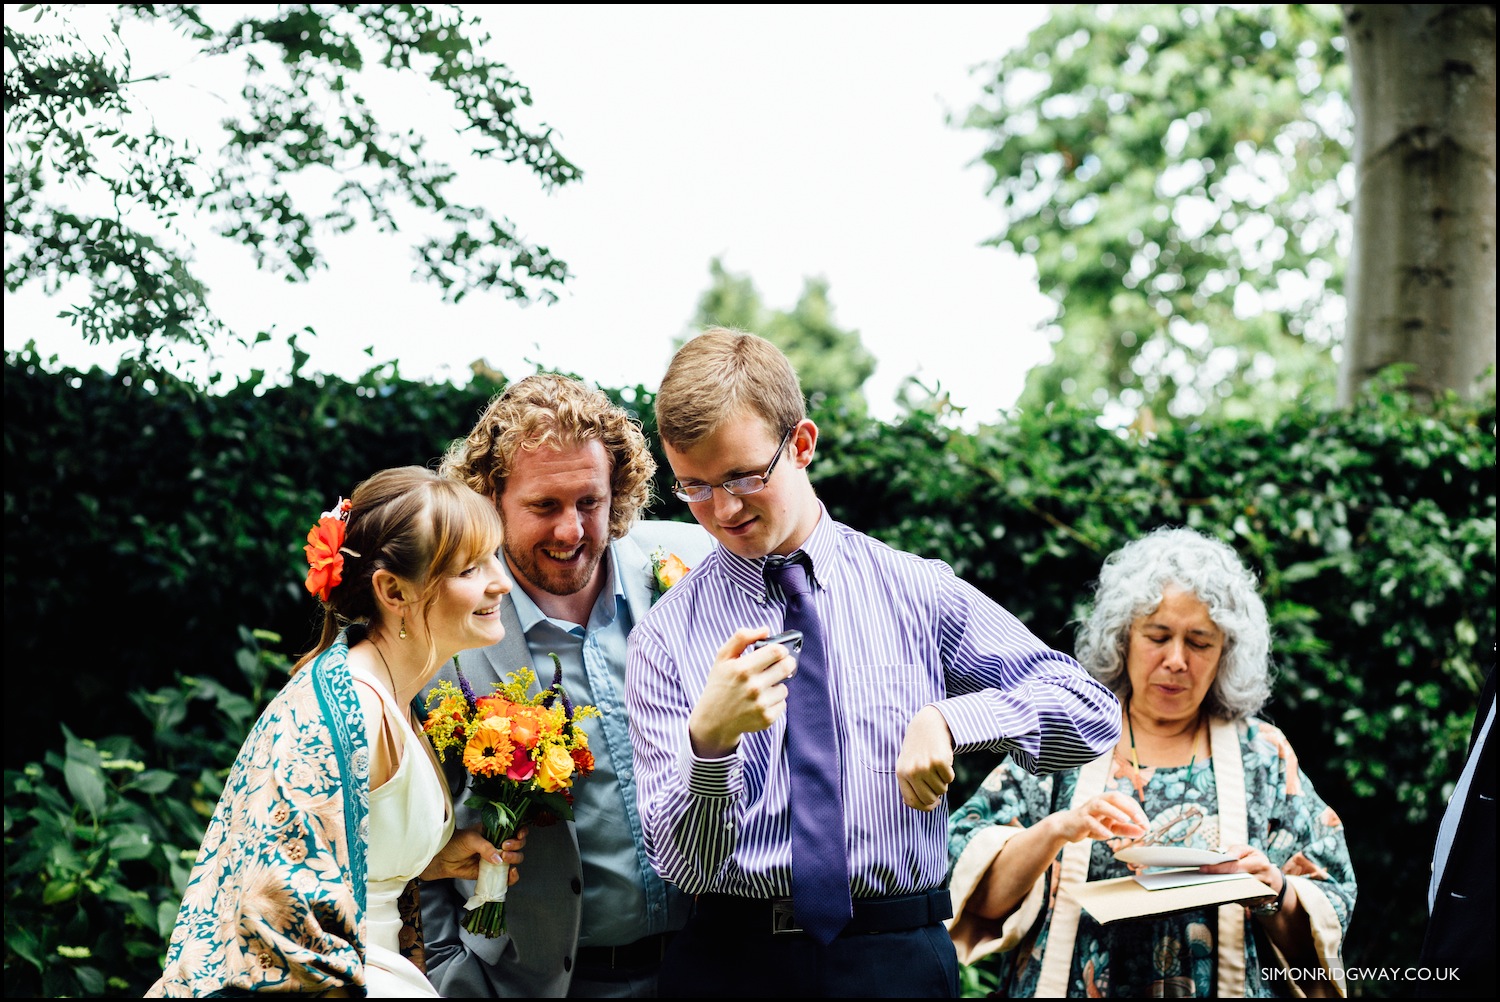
1074, 526, 1273, 721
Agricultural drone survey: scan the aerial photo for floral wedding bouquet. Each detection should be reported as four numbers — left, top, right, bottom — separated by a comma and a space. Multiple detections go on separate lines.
424, 654, 599, 937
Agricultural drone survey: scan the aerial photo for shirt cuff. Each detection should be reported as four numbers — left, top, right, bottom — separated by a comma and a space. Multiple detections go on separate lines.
933, 691, 1040, 755
681, 743, 741, 798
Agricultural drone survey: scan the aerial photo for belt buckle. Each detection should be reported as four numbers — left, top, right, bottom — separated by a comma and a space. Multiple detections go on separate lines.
771, 899, 803, 935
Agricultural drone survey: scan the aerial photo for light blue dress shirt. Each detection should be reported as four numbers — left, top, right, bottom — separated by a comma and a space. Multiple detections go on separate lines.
508, 549, 676, 946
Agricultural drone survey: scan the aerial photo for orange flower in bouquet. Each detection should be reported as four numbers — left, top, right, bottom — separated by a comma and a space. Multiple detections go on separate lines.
424, 653, 599, 937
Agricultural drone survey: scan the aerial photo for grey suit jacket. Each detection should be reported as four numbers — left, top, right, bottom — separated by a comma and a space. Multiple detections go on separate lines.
420, 519, 714, 998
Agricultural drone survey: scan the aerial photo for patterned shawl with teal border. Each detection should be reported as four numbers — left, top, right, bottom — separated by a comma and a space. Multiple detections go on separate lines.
148, 632, 371, 997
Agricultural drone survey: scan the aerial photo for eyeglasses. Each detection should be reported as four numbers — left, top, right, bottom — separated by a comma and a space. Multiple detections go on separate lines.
672, 425, 796, 503
1133, 804, 1204, 848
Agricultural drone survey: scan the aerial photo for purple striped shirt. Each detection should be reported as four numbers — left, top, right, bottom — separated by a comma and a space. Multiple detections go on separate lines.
626, 508, 1121, 899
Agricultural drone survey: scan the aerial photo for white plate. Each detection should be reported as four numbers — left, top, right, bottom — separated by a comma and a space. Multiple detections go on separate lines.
1112, 846, 1235, 867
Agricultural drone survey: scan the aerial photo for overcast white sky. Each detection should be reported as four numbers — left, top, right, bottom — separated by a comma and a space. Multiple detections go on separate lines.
4, 4, 1059, 424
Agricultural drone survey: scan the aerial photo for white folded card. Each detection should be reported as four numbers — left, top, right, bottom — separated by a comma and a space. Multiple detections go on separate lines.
1132, 867, 1249, 890
1112, 845, 1235, 867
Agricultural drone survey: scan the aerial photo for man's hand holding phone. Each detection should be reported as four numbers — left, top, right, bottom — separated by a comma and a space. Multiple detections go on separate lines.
746, 629, 803, 656
688, 627, 803, 759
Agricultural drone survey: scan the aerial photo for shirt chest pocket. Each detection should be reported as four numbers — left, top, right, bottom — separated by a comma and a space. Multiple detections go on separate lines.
841, 672, 930, 774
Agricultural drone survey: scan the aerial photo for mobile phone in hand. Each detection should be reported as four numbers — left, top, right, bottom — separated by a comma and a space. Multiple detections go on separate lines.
747, 629, 803, 654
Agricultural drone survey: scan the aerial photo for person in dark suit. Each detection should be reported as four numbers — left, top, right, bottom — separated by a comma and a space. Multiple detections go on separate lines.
1419, 659, 1496, 994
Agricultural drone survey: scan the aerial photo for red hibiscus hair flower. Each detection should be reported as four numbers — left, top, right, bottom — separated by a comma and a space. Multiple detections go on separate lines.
303, 496, 352, 602
303, 517, 346, 602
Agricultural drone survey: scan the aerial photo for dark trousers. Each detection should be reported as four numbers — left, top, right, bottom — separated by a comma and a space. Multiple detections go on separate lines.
658, 893, 959, 998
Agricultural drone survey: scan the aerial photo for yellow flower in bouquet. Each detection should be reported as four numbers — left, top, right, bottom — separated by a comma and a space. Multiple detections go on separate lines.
536, 743, 577, 793
424, 653, 599, 937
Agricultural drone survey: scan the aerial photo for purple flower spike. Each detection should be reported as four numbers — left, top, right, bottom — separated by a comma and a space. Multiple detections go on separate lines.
454, 657, 479, 710
541, 652, 566, 709
550, 653, 574, 719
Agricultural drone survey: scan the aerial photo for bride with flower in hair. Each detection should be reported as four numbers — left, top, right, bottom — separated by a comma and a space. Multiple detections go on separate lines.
149, 466, 529, 998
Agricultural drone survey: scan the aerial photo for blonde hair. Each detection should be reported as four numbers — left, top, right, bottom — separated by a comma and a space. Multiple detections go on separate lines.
295, 466, 504, 672
656, 327, 805, 449
440, 372, 655, 540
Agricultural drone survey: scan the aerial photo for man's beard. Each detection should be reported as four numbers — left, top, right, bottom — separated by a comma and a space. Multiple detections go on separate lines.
505, 538, 606, 597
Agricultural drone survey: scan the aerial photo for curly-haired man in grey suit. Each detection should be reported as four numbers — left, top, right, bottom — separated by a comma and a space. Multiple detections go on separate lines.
421, 373, 714, 998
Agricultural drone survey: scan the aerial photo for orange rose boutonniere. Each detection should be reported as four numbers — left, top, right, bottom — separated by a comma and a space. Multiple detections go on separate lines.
650, 547, 691, 596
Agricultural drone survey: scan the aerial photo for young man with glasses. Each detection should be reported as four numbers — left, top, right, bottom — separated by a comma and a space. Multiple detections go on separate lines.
625, 327, 1122, 998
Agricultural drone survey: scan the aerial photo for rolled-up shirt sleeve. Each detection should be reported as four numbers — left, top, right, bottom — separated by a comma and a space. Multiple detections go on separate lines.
930, 571, 1121, 773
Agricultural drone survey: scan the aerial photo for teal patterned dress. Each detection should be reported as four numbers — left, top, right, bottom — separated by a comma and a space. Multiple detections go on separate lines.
948, 718, 1356, 997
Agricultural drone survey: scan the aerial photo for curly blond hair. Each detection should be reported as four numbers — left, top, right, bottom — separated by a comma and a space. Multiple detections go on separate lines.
440, 373, 655, 540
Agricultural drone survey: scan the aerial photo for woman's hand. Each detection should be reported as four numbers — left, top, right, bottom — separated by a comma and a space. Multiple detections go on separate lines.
964, 793, 1147, 924
1201, 842, 1319, 971
419, 824, 528, 883
1052, 791, 1149, 844
1198, 842, 1282, 894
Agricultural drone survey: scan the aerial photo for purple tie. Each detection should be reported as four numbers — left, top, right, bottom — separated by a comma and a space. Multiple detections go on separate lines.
767, 555, 852, 944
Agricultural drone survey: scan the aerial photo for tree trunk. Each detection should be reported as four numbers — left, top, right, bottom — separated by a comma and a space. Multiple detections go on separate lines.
1339, 4, 1496, 404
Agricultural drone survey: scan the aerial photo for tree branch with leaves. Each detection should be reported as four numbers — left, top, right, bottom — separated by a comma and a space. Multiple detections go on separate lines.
4, 3, 579, 373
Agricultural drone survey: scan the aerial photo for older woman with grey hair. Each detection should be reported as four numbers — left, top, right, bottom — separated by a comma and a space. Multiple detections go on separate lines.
946, 527, 1356, 998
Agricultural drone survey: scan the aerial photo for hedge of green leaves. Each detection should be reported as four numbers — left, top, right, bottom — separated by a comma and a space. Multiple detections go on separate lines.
4, 348, 1494, 997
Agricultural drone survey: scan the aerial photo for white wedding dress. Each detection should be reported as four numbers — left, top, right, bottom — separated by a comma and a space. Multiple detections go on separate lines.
350, 664, 455, 998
